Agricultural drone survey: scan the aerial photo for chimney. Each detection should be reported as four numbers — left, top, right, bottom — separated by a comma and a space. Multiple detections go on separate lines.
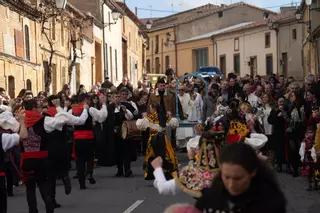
135, 7, 138, 16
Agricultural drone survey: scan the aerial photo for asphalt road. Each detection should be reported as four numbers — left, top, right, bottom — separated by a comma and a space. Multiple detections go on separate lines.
7, 154, 320, 213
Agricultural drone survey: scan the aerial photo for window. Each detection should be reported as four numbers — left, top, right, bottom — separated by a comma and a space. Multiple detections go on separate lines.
194, 48, 208, 70
129, 33, 131, 47
234, 38, 239, 51
24, 25, 30, 61
146, 38, 150, 50
146, 59, 151, 73
292, 29, 297, 40
109, 46, 113, 79
115, 49, 118, 80
155, 35, 159, 53
61, 23, 65, 47
155, 57, 160, 74
51, 18, 56, 40
26, 79, 32, 90
123, 18, 125, 33
233, 54, 240, 74
265, 32, 270, 48
105, 44, 108, 77
266, 54, 273, 75
218, 11, 223, 18
165, 55, 170, 69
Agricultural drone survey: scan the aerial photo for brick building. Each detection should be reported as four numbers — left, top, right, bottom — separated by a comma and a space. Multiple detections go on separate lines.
0, 0, 42, 98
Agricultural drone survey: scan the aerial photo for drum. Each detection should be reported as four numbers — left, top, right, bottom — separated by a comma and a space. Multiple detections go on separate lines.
121, 120, 141, 139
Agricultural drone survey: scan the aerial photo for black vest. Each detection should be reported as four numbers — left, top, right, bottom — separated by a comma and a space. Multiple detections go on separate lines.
20, 117, 48, 153
73, 110, 93, 132
42, 113, 68, 151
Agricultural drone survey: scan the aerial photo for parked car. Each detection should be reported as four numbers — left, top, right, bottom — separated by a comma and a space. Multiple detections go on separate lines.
194, 66, 223, 79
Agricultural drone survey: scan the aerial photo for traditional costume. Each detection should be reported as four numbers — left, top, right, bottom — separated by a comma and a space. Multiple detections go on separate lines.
111, 100, 134, 177
43, 102, 89, 205
70, 100, 107, 189
136, 110, 179, 180
152, 129, 225, 197
0, 106, 21, 213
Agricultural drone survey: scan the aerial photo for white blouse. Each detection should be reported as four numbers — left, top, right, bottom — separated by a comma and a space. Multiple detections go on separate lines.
153, 167, 180, 196
136, 117, 179, 132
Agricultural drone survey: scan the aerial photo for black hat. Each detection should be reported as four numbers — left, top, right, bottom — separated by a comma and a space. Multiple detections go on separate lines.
157, 77, 166, 84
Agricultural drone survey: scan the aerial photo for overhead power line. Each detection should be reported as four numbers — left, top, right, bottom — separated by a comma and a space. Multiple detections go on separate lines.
136, 1, 301, 14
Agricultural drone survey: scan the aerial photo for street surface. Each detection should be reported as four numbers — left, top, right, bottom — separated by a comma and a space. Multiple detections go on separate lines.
7, 153, 320, 213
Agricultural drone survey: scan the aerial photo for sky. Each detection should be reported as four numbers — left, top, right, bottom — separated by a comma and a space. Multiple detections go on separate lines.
124, 0, 302, 19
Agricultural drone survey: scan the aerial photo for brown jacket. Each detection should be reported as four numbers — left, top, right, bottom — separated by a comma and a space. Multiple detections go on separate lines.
148, 89, 176, 115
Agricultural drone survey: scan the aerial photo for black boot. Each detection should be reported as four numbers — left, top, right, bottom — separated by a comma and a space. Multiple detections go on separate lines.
87, 174, 96, 185
53, 199, 62, 208
286, 164, 292, 174
62, 176, 72, 195
116, 168, 124, 177
79, 176, 86, 190
124, 170, 133, 178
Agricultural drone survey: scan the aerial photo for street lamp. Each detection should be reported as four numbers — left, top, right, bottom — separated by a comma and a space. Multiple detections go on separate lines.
104, 9, 120, 27
295, 10, 302, 21
145, 20, 152, 30
166, 32, 171, 41
306, 0, 312, 6
55, 0, 67, 10
111, 9, 120, 23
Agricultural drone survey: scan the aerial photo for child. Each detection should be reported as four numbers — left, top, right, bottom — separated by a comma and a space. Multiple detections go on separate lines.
299, 126, 318, 191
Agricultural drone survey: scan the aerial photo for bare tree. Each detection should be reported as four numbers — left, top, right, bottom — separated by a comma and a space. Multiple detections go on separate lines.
38, 0, 92, 93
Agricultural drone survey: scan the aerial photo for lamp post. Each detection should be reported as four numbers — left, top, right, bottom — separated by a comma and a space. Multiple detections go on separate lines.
104, 9, 120, 27
55, 0, 67, 11
145, 20, 152, 30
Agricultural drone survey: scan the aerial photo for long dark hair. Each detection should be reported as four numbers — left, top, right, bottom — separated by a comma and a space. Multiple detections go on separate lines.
291, 89, 305, 109
212, 143, 285, 201
89, 94, 101, 109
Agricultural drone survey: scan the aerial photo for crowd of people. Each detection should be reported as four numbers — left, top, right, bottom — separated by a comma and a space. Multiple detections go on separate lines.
1, 70, 320, 213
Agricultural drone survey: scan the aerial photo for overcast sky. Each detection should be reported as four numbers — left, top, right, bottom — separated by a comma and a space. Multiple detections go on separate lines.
124, 0, 301, 19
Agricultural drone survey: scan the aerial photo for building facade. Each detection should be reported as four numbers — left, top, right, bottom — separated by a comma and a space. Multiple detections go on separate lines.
0, 1, 42, 98
301, 0, 320, 78
145, 2, 276, 77
116, 1, 146, 86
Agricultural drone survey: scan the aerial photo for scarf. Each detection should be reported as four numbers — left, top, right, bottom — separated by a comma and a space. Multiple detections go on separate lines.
72, 103, 84, 116
25, 110, 43, 128
46, 107, 57, 117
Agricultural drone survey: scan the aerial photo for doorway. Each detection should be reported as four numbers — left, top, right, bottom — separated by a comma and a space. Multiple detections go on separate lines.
282, 53, 288, 77
26, 79, 32, 90
219, 55, 226, 78
250, 56, 257, 77
8, 76, 15, 98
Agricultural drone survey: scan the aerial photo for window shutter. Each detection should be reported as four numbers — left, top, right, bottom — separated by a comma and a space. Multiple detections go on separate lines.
25, 25, 30, 61
14, 29, 24, 58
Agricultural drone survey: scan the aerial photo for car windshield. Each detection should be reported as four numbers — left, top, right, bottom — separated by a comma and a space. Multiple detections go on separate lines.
199, 67, 220, 74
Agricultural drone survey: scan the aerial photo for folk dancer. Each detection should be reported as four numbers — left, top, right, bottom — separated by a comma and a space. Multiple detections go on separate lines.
21, 99, 87, 213
136, 102, 179, 180
0, 107, 27, 213
109, 91, 134, 177
70, 93, 108, 189
43, 95, 90, 207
